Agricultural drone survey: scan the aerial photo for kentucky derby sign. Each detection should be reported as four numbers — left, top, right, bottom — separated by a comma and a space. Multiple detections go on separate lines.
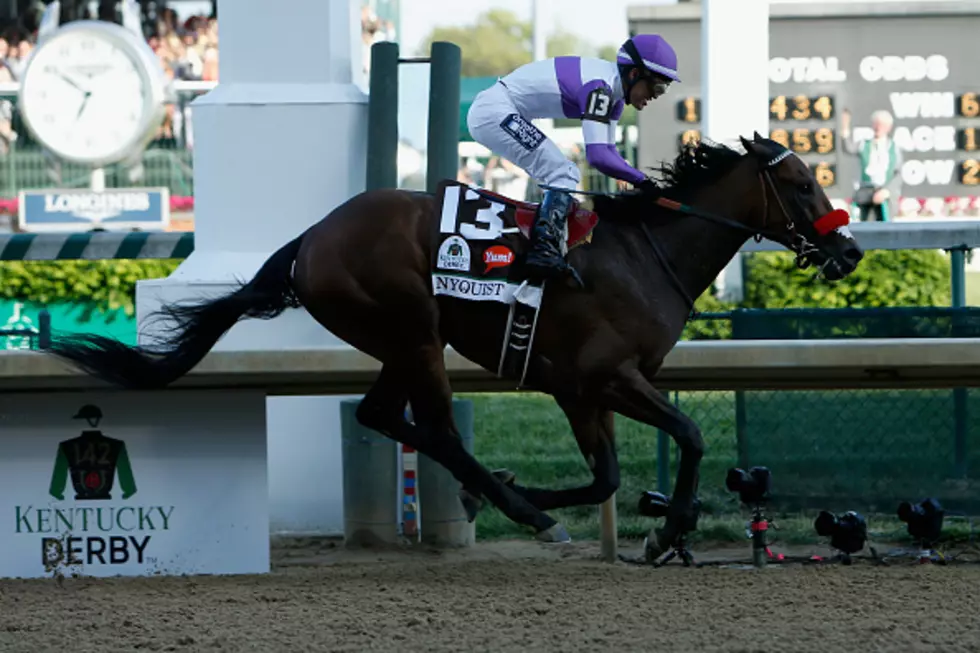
0, 391, 268, 578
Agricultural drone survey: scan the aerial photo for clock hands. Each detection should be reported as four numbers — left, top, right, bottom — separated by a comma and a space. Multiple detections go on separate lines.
76, 91, 92, 121
55, 71, 89, 95
51, 70, 94, 121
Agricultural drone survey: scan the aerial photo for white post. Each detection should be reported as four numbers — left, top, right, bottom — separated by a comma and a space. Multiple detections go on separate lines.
136, 0, 368, 535
90, 168, 106, 193
532, 0, 546, 62
531, 0, 555, 154
702, 0, 769, 302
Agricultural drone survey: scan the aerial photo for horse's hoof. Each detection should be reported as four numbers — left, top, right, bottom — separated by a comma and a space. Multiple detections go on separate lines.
535, 523, 571, 543
655, 526, 675, 554
458, 489, 484, 523
644, 532, 665, 564
491, 469, 516, 486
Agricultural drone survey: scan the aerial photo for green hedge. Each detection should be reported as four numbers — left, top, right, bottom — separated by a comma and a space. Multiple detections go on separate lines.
0, 248, 952, 322
681, 249, 951, 340
0, 260, 181, 316
742, 249, 951, 309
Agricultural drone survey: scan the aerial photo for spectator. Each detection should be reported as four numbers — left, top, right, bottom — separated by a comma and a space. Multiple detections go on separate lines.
841, 108, 903, 222
0, 40, 16, 155
0, 69, 17, 155
484, 155, 530, 202
8, 38, 33, 79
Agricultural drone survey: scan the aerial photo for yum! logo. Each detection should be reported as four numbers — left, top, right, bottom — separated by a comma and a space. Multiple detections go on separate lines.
483, 246, 514, 273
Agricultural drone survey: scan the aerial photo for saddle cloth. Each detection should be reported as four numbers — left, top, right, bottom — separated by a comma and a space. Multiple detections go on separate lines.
429, 180, 599, 386
430, 180, 598, 305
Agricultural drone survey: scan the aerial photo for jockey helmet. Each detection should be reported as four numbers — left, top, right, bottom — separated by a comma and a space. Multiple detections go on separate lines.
617, 34, 680, 96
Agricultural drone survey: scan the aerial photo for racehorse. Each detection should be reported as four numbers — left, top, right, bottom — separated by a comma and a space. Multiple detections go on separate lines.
41, 133, 863, 561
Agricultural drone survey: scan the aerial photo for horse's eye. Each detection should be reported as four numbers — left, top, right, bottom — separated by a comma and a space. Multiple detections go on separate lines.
799, 183, 813, 194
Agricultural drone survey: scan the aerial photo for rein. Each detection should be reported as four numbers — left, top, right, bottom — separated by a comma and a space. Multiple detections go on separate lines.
544, 152, 851, 322
638, 164, 842, 321
638, 168, 797, 320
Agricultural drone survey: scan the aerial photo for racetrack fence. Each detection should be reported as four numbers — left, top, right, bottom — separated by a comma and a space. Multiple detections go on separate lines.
464, 306, 980, 537
5, 305, 978, 519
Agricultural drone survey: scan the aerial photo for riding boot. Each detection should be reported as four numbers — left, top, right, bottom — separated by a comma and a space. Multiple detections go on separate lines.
524, 189, 584, 288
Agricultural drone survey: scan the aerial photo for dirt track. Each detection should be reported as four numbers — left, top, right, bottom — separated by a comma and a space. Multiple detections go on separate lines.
2, 538, 979, 652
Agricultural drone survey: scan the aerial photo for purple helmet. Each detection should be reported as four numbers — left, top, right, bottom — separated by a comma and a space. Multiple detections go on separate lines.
616, 34, 680, 83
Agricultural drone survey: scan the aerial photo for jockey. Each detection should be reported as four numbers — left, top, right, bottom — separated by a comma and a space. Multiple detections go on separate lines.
466, 34, 679, 286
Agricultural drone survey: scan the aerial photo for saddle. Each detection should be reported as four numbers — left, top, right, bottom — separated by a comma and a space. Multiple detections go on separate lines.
475, 186, 599, 252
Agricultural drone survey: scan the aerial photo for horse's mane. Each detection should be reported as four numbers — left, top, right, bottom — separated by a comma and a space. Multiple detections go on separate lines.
590, 139, 746, 223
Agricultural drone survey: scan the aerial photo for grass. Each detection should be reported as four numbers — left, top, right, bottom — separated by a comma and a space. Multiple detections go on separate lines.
462, 392, 980, 548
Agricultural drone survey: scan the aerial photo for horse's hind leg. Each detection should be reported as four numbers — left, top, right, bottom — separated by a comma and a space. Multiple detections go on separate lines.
354, 363, 483, 508
360, 345, 569, 542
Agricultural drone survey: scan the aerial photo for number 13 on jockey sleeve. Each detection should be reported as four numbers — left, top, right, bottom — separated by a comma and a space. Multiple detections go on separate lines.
580, 83, 647, 188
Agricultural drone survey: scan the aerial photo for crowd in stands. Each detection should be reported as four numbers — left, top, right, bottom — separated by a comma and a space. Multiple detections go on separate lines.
361, 4, 396, 78
144, 9, 219, 148
1, 2, 392, 154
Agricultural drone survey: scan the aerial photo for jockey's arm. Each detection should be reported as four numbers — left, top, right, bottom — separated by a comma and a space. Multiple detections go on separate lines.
579, 83, 647, 186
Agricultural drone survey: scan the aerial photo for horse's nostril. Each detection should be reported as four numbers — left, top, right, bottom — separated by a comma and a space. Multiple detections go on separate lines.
843, 246, 863, 266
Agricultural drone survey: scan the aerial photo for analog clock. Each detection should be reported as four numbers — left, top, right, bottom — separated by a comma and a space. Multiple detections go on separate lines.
17, 20, 168, 168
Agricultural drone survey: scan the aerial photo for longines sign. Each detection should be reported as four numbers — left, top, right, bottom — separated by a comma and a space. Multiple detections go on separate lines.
18, 187, 170, 232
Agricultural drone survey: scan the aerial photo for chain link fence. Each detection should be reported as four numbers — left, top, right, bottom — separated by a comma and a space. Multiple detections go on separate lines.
656, 388, 979, 518
664, 308, 980, 515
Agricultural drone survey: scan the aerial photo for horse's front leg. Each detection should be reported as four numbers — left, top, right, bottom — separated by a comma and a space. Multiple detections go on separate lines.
494, 396, 620, 512
599, 366, 704, 560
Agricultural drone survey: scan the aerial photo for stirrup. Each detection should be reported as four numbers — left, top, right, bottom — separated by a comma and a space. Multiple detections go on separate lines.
525, 192, 583, 288
524, 255, 584, 289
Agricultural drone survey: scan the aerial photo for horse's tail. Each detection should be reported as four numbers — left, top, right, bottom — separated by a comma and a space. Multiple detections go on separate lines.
44, 234, 306, 389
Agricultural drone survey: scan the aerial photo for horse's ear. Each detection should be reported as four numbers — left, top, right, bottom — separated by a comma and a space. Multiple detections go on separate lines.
740, 135, 755, 153
753, 130, 763, 141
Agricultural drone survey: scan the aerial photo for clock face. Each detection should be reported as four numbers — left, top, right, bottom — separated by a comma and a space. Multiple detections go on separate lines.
19, 24, 163, 165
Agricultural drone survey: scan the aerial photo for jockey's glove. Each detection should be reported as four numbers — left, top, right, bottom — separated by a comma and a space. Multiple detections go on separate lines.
636, 178, 659, 195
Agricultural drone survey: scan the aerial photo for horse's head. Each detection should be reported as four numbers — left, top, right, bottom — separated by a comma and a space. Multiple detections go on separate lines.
738, 132, 863, 280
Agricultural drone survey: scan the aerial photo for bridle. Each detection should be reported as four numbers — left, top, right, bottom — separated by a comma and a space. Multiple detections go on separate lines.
637, 148, 850, 319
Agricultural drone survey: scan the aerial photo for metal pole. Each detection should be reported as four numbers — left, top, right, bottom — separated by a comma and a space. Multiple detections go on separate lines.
657, 430, 671, 494
417, 399, 475, 547
599, 496, 617, 562
340, 399, 400, 547
38, 310, 51, 350
532, 0, 546, 61
426, 41, 462, 194
366, 41, 400, 191
950, 246, 968, 477
656, 391, 674, 494
951, 247, 967, 308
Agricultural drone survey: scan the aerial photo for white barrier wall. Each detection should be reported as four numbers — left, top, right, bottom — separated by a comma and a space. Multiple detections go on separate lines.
0, 392, 267, 578
136, 0, 369, 535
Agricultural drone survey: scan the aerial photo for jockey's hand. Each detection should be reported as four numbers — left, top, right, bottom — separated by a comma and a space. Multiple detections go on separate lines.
636, 178, 658, 195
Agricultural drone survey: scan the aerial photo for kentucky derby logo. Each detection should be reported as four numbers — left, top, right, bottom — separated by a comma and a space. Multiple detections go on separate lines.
436, 235, 471, 272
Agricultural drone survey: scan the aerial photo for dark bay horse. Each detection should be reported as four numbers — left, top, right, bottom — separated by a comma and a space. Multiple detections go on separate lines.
42, 134, 863, 560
